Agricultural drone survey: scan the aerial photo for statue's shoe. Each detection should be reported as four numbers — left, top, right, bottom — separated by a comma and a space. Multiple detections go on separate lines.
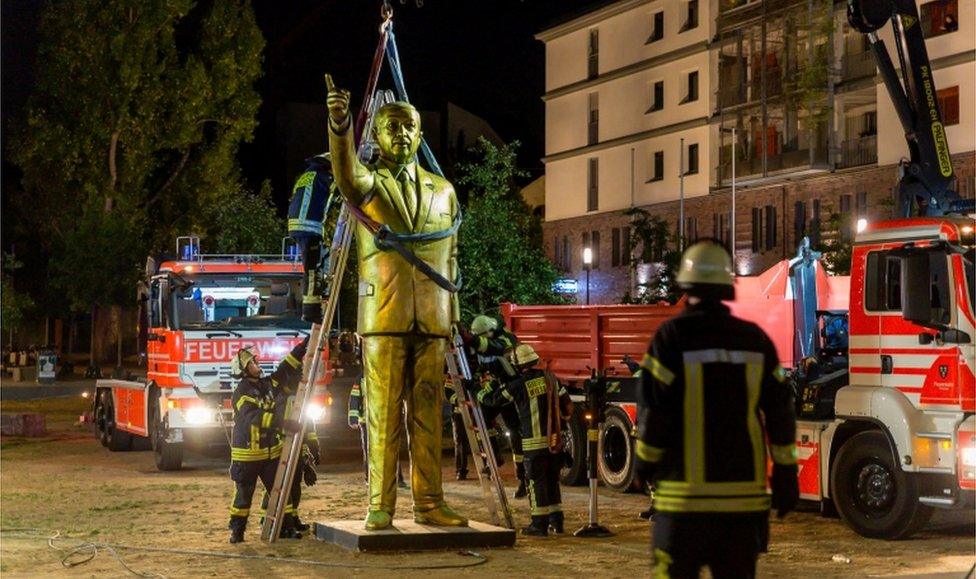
364, 510, 393, 531
414, 504, 468, 527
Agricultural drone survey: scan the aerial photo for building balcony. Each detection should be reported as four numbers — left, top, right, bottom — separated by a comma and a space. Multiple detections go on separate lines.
837, 134, 878, 169
842, 50, 876, 82
718, 143, 829, 183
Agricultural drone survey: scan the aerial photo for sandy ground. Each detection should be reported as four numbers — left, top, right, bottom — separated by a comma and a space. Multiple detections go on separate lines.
1, 396, 973, 578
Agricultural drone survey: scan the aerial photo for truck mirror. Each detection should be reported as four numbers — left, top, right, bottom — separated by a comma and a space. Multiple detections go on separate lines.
900, 253, 941, 329
940, 329, 971, 344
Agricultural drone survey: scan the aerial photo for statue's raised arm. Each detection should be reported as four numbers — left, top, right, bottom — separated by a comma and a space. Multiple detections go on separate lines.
325, 74, 374, 206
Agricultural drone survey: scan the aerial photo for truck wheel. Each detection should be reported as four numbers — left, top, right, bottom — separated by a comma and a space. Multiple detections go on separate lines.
559, 403, 588, 486
94, 390, 110, 447
599, 406, 640, 492
831, 430, 933, 539
103, 392, 133, 452
150, 393, 184, 471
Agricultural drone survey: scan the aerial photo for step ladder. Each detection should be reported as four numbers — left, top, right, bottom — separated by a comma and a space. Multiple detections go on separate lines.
260, 90, 393, 542
445, 333, 515, 529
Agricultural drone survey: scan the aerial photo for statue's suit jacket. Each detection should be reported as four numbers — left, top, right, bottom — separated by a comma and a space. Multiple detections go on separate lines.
329, 120, 459, 338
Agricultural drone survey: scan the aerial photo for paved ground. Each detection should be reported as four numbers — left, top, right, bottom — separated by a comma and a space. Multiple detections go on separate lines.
1, 395, 973, 578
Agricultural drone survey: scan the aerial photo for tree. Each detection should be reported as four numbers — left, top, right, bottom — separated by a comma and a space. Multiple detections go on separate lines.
621, 208, 682, 304
455, 138, 565, 320
818, 206, 853, 275
9, 0, 264, 362
1, 253, 35, 347
202, 182, 286, 254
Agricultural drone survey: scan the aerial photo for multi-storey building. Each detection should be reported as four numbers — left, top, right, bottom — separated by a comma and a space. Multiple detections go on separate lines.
537, 0, 974, 304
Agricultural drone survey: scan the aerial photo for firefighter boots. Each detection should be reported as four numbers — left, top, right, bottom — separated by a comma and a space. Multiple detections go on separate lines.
229, 528, 245, 544
548, 511, 565, 534
521, 515, 549, 537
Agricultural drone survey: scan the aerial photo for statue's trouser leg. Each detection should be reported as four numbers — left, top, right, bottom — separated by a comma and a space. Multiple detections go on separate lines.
404, 336, 446, 512
363, 335, 406, 516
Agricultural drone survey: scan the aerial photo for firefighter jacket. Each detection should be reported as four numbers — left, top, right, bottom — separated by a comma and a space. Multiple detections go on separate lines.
477, 368, 572, 453
287, 154, 332, 240
636, 300, 797, 514
468, 329, 517, 387
230, 346, 305, 462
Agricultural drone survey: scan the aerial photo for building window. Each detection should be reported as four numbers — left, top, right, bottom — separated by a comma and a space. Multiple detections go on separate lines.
648, 81, 664, 113
681, 0, 699, 32
587, 158, 599, 212
588, 93, 599, 145
751, 207, 762, 253
794, 201, 806, 242
685, 143, 699, 175
684, 217, 698, 243
554, 235, 561, 267
591, 231, 601, 269
856, 191, 867, 216
713, 213, 729, 246
588, 29, 599, 79
648, 151, 664, 182
648, 11, 664, 43
810, 199, 821, 246
764, 205, 777, 251
920, 0, 958, 38
840, 194, 852, 215
562, 236, 570, 269
612, 228, 621, 267
682, 71, 699, 103
937, 85, 959, 125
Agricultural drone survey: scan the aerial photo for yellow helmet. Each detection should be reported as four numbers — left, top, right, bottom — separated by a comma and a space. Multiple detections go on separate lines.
230, 347, 259, 379
511, 343, 540, 368
676, 240, 735, 300
471, 315, 498, 336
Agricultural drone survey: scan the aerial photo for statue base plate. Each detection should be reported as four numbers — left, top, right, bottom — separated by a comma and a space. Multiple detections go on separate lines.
313, 519, 516, 552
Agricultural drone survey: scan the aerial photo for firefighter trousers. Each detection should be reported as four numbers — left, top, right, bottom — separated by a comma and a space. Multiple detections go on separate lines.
451, 412, 470, 476
524, 450, 562, 516
499, 404, 524, 481
651, 512, 769, 579
229, 459, 279, 531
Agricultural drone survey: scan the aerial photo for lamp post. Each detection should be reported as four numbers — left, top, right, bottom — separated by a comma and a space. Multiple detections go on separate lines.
582, 247, 593, 305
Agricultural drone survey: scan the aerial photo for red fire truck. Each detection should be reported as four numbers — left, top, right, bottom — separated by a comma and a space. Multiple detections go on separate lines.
91, 237, 333, 471
503, 217, 975, 539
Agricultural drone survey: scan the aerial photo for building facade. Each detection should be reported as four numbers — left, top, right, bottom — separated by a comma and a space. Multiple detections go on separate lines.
537, 0, 975, 304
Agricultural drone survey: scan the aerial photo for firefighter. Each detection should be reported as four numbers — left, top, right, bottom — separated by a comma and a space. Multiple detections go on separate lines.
462, 315, 526, 498
624, 355, 655, 521
635, 240, 799, 578
445, 382, 471, 480
287, 153, 333, 324
227, 338, 308, 543
259, 391, 321, 533
348, 373, 407, 489
476, 343, 573, 536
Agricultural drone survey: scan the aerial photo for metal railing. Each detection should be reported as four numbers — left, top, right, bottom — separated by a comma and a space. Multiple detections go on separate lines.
837, 135, 878, 168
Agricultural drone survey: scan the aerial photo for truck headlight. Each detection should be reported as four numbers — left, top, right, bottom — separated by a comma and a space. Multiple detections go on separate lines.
305, 403, 325, 422
962, 447, 976, 468
186, 407, 212, 425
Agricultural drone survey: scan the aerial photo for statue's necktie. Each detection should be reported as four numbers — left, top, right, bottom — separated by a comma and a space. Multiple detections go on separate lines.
399, 170, 418, 225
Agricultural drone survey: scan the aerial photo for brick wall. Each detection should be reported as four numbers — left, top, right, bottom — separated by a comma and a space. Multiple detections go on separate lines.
543, 152, 975, 304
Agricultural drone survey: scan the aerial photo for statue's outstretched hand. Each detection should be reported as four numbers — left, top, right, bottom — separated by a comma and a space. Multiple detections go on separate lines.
325, 74, 350, 124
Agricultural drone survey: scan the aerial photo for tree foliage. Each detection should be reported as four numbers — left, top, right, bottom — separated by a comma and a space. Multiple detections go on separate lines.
818, 207, 853, 275
621, 208, 682, 304
454, 138, 565, 320
202, 182, 286, 254
1, 253, 35, 335
9, 0, 265, 313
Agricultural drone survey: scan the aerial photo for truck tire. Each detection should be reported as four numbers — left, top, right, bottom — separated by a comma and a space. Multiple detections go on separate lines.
103, 391, 133, 452
150, 392, 184, 471
560, 403, 588, 486
831, 430, 933, 539
599, 406, 640, 492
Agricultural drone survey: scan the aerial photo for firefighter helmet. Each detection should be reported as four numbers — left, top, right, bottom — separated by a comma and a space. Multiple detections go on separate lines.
231, 347, 259, 379
675, 240, 735, 300
471, 315, 498, 336
511, 343, 540, 368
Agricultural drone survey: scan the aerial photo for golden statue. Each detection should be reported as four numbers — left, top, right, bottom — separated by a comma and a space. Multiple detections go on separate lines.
326, 75, 466, 531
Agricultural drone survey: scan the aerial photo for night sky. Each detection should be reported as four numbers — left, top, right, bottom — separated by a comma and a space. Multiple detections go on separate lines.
2, 0, 601, 209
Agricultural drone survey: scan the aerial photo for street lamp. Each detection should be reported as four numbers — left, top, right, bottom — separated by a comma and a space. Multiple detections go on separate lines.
582, 247, 593, 305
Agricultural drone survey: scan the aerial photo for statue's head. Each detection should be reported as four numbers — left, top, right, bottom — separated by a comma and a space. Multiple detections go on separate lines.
373, 102, 422, 165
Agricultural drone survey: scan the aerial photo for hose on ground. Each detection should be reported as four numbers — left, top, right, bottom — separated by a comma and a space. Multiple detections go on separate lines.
0, 528, 488, 577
